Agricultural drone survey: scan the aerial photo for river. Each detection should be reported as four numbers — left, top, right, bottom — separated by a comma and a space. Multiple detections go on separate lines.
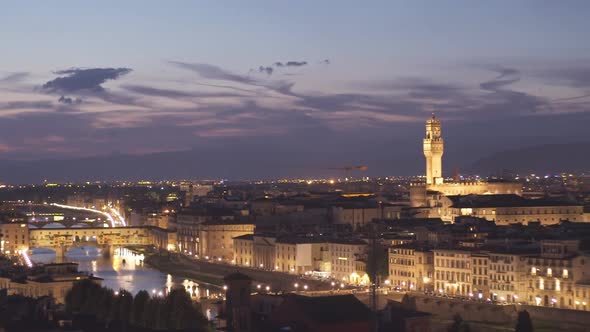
29, 247, 221, 299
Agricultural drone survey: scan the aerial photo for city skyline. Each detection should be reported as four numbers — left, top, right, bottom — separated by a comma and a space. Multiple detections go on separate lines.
1, 1, 590, 181
2, 3, 590, 332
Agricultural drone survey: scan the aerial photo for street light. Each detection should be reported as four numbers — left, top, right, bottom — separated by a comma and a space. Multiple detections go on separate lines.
257, 284, 261, 290
265, 286, 270, 291
303, 285, 308, 290
223, 285, 228, 290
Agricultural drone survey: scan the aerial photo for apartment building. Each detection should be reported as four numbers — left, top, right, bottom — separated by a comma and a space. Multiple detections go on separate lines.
523, 240, 590, 310
253, 234, 277, 270
197, 221, 255, 261
471, 253, 489, 299
433, 249, 472, 296
488, 251, 528, 303
275, 238, 326, 275
233, 234, 254, 266
0, 222, 29, 255
329, 239, 369, 285
388, 246, 434, 291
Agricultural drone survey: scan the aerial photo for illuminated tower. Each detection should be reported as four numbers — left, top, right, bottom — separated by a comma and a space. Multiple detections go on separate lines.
423, 114, 444, 185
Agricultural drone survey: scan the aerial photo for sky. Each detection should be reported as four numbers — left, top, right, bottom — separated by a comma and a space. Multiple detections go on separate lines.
1, 1, 590, 178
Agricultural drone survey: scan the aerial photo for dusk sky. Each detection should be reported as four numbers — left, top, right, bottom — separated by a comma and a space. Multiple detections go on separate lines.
1, 1, 590, 179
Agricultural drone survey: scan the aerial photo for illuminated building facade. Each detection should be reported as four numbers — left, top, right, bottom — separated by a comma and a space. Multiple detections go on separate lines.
442, 194, 586, 225
524, 240, 590, 310
386, 240, 590, 311
233, 236, 368, 284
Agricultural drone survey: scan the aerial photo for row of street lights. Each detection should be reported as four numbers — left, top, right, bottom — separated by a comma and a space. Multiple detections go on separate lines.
293, 283, 308, 291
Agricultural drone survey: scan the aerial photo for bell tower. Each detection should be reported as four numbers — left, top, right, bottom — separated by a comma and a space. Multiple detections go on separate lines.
423, 114, 444, 185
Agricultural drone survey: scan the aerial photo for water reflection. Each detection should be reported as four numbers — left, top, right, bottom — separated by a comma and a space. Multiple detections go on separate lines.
29, 247, 222, 299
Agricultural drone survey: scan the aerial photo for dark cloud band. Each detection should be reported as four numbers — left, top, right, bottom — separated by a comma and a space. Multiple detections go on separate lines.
42, 67, 132, 93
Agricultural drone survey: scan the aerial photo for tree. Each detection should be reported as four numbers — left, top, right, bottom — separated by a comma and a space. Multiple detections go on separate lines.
66, 281, 209, 331
141, 297, 160, 328
131, 290, 149, 326
515, 310, 534, 332
117, 289, 134, 330
96, 288, 114, 324
65, 279, 88, 313
164, 288, 209, 330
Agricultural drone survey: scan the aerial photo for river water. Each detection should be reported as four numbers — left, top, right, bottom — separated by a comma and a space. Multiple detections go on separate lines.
29, 247, 220, 298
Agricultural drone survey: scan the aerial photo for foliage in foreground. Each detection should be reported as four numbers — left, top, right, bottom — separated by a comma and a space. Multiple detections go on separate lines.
65, 279, 209, 331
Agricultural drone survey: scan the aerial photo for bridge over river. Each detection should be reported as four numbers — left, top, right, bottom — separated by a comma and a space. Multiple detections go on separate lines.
28, 226, 170, 261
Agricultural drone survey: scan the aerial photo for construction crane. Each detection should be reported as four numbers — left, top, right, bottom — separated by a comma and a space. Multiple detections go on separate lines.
326, 165, 368, 179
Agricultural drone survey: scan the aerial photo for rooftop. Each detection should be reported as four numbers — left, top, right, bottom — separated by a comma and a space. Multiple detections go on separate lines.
223, 271, 252, 282
283, 294, 372, 324
233, 234, 254, 240
449, 194, 580, 208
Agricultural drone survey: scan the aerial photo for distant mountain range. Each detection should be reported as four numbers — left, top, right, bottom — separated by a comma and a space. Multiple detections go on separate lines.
467, 142, 590, 175
0, 142, 587, 184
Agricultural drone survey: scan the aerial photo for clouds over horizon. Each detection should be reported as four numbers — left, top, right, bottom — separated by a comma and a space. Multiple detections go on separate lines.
0, 59, 588, 164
